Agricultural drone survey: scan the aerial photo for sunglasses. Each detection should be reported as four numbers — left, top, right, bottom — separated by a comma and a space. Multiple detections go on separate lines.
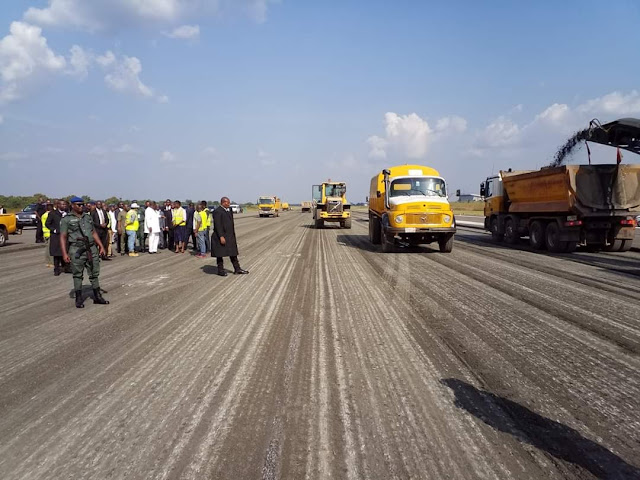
74, 203, 85, 207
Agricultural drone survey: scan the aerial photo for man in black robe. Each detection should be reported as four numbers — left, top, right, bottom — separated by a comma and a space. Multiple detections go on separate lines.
46, 199, 68, 276
211, 197, 248, 277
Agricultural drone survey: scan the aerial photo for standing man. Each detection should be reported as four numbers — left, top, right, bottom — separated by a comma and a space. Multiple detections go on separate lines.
60, 197, 109, 308
35, 196, 46, 243
172, 200, 187, 253
126, 203, 140, 257
42, 201, 54, 267
186, 202, 196, 251
91, 201, 110, 260
145, 201, 161, 253
211, 196, 248, 276
107, 204, 117, 258
163, 199, 174, 252
117, 204, 129, 255
136, 201, 148, 253
46, 199, 67, 276
114, 202, 124, 254
193, 203, 207, 258
200, 201, 211, 253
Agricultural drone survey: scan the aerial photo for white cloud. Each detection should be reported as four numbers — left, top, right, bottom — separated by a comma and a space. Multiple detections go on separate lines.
577, 90, 640, 116
104, 55, 153, 97
114, 144, 138, 154
257, 149, 270, 158
157, 94, 169, 103
0, 21, 66, 103
96, 50, 116, 68
164, 24, 200, 40
160, 150, 176, 163
24, 0, 277, 32
202, 146, 217, 156
68, 44, 90, 78
367, 112, 466, 160
89, 145, 108, 156
478, 116, 520, 148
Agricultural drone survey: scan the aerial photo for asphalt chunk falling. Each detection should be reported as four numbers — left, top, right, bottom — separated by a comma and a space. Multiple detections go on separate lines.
549, 128, 589, 167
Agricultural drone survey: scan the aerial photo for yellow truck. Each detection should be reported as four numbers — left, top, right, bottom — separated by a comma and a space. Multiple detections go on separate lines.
481, 164, 640, 252
0, 213, 18, 247
258, 196, 281, 217
282, 202, 290, 211
301, 201, 312, 212
368, 165, 456, 252
312, 182, 351, 228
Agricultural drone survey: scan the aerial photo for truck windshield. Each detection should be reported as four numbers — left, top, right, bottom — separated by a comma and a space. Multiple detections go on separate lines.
259, 198, 274, 205
325, 184, 346, 197
390, 177, 446, 198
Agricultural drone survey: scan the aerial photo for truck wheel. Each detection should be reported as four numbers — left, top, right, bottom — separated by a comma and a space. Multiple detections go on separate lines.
369, 215, 381, 244
315, 219, 323, 229
344, 218, 352, 229
545, 222, 563, 253
619, 240, 632, 252
0, 227, 7, 247
381, 230, 394, 253
438, 234, 454, 253
529, 221, 546, 250
603, 239, 622, 252
504, 218, 519, 244
563, 241, 577, 253
490, 217, 504, 242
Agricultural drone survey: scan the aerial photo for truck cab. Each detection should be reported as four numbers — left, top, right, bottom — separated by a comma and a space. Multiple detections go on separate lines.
368, 165, 456, 252
480, 174, 506, 238
258, 196, 280, 217
312, 182, 351, 228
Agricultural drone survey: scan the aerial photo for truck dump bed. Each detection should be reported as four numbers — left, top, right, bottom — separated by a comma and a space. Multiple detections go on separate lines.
503, 164, 640, 215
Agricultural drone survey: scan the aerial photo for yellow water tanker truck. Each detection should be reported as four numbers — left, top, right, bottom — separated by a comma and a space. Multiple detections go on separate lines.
258, 196, 281, 217
368, 165, 456, 252
312, 182, 351, 228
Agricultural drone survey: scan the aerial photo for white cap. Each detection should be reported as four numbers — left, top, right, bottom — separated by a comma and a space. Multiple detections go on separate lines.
130, 202, 140, 208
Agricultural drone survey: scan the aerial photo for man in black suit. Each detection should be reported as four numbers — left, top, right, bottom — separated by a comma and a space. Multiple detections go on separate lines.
91, 201, 110, 260
46, 199, 68, 275
162, 199, 174, 251
211, 196, 248, 276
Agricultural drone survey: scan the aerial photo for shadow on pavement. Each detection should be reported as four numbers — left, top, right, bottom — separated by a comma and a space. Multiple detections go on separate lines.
67, 285, 107, 301
336, 234, 441, 254
441, 378, 640, 479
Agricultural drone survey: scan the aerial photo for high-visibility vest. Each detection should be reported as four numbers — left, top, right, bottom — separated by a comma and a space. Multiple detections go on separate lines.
125, 210, 139, 231
173, 208, 185, 227
198, 211, 207, 231
42, 211, 51, 238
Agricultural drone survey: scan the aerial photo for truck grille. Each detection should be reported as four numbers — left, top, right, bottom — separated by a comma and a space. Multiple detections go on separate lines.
327, 201, 343, 214
406, 213, 442, 225
260, 207, 273, 211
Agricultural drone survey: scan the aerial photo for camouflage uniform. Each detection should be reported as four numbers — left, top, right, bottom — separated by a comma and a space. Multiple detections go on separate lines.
60, 212, 101, 291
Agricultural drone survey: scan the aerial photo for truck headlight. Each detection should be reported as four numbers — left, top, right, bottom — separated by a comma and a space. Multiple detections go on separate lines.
395, 215, 403, 223
443, 214, 451, 223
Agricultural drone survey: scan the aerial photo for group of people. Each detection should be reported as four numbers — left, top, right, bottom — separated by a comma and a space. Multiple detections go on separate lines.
37, 196, 248, 308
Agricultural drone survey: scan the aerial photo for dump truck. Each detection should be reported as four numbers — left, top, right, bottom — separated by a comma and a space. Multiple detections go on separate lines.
258, 196, 281, 217
0, 213, 18, 247
312, 181, 351, 228
301, 201, 312, 212
282, 202, 290, 211
481, 117, 640, 252
368, 165, 456, 252
481, 164, 640, 252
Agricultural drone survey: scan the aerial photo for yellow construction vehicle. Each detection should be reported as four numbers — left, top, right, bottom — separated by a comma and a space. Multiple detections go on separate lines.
258, 196, 281, 217
368, 165, 456, 252
312, 181, 351, 228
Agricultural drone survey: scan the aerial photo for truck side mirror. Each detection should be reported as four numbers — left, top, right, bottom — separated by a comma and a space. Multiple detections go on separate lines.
365, 196, 369, 202
479, 183, 485, 197
455, 189, 460, 197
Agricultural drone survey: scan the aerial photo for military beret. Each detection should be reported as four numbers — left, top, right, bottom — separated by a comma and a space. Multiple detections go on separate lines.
70, 196, 84, 203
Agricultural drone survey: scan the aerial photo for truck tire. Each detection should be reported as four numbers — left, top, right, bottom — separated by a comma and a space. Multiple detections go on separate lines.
490, 217, 504, 242
603, 239, 622, 252
315, 219, 323, 229
369, 215, 381, 244
504, 217, 519, 244
545, 222, 563, 252
619, 240, 632, 252
438, 233, 454, 253
381, 229, 394, 253
563, 241, 577, 253
0, 227, 7, 247
529, 221, 546, 250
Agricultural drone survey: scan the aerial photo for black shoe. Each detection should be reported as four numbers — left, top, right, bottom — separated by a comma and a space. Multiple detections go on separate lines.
75, 290, 85, 308
234, 268, 249, 274
93, 288, 110, 305
217, 269, 228, 277
54, 270, 61, 276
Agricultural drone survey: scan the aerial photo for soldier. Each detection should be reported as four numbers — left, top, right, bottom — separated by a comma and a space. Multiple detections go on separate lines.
60, 196, 110, 308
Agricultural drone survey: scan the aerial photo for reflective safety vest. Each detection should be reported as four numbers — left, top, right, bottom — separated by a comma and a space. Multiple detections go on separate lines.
42, 211, 51, 238
173, 208, 186, 227
198, 211, 207, 231
125, 210, 139, 231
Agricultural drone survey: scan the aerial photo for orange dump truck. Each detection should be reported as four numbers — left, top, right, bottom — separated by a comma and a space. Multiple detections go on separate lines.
481, 164, 640, 252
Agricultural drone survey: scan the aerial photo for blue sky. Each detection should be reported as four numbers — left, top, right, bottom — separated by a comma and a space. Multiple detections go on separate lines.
1, 0, 639, 203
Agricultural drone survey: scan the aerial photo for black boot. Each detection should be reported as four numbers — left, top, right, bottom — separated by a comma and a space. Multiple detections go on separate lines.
75, 290, 85, 308
93, 288, 110, 305
234, 267, 249, 274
